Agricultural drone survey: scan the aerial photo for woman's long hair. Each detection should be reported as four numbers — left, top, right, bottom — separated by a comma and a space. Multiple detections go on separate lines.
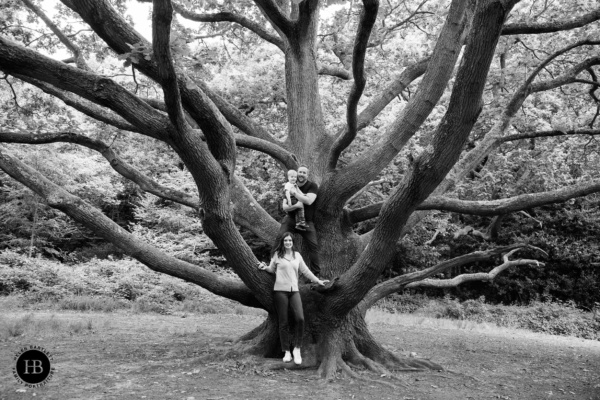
273, 232, 297, 260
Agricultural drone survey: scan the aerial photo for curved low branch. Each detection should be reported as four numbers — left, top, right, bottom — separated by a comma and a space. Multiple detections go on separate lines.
423, 180, 600, 216
0, 144, 261, 308
359, 245, 543, 312
328, 0, 379, 170
502, 9, 600, 35
349, 179, 600, 222
0, 130, 199, 208
405, 250, 545, 289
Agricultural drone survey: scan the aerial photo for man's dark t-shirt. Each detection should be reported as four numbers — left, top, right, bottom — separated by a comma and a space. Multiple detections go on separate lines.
295, 180, 318, 222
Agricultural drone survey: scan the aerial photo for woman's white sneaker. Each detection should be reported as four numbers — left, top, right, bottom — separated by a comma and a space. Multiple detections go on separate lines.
292, 347, 302, 365
282, 351, 292, 362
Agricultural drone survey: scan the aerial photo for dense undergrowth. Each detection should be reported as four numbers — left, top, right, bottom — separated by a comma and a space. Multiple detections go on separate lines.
0, 250, 262, 316
1, 250, 598, 341
379, 293, 600, 341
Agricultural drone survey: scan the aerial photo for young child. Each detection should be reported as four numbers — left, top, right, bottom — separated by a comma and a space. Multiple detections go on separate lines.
284, 170, 308, 231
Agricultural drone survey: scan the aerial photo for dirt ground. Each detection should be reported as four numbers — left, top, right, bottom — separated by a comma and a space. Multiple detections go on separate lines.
0, 311, 599, 400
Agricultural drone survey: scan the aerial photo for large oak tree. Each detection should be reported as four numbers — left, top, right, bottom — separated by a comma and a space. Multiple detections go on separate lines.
1, 0, 599, 378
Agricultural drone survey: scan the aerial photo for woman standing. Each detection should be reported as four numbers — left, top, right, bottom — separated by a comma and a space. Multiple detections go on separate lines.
258, 232, 329, 365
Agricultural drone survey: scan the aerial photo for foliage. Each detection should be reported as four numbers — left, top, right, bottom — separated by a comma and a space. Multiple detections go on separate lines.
0, 250, 246, 314
385, 294, 600, 341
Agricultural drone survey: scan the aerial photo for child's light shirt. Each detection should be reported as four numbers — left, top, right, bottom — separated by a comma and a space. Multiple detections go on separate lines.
265, 252, 318, 292
284, 182, 296, 192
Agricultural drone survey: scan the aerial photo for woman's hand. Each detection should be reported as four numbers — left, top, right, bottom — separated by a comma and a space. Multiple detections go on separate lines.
257, 262, 268, 271
315, 279, 330, 286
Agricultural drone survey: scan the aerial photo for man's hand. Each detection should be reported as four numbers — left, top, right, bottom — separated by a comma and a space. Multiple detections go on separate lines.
282, 200, 303, 212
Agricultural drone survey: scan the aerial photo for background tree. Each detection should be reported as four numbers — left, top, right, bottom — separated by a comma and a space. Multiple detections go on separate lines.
1, 0, 599, 378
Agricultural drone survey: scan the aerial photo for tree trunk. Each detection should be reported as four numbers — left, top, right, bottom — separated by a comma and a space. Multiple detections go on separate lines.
235, 289, 442, 378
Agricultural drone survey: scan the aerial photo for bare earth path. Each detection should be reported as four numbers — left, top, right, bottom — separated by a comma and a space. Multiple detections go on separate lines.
1, 311, 599, 400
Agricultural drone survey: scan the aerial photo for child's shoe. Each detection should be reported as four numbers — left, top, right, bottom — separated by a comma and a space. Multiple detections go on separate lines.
295, 222, 308, 231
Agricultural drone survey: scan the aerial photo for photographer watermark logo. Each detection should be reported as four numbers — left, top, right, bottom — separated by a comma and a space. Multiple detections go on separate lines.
13, 345, 55, 388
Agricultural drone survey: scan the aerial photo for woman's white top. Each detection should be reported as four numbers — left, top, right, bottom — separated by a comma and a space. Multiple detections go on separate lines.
265, 252, 319, 292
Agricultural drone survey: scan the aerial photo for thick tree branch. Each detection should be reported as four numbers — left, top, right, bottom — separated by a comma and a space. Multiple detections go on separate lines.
21, 0, 89, 70
0, 37, 173, 141
192, 80, 282, 145
0, 145, 261, 308
252, 0, 292, 37
349, 179, 600, 222
318, 64, 352, 80
233, 134, 298, 169
353, 57, 430, 133
12, 74, 141, 133
295, 0, 320, 35
405, 250, 545, 289
423, 181, 600, 216
328, 0, 379, 170
346, 179, 385, 205
359, 244, 541, 312
153, 0, 187, 131
502, 9, 600, 35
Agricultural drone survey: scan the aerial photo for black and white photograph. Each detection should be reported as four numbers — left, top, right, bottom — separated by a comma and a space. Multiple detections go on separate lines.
1, 0, 599, 398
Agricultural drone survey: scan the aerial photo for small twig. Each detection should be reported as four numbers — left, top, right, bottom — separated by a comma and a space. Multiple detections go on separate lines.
518, 210, 543, 228
1, 74, 22, 109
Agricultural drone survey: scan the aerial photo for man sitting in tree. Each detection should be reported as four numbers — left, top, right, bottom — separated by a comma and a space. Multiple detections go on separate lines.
278, 166, 321, 276
283, 169, 309, 231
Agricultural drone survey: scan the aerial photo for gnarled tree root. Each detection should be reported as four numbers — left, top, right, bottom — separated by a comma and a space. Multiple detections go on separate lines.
233, 310, 443, 384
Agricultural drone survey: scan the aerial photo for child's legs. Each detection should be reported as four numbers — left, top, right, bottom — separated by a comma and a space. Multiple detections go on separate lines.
295, 202, 305, 224
273, 291, 291, 352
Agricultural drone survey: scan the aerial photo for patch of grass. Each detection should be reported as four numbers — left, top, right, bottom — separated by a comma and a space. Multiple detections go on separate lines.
5, 314, 31, 337
133, 299, 168, 314
0, 313, 92, 340
58, 296, 130, 312
68, 319, 93, 334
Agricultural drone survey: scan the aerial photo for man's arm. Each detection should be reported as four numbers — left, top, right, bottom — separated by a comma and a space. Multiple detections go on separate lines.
293, 190, 316, 205
282, 199, 303, 212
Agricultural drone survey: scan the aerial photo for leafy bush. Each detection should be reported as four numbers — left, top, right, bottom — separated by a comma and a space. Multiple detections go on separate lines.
0, 251, 243, 315
387, 294, 600, 341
